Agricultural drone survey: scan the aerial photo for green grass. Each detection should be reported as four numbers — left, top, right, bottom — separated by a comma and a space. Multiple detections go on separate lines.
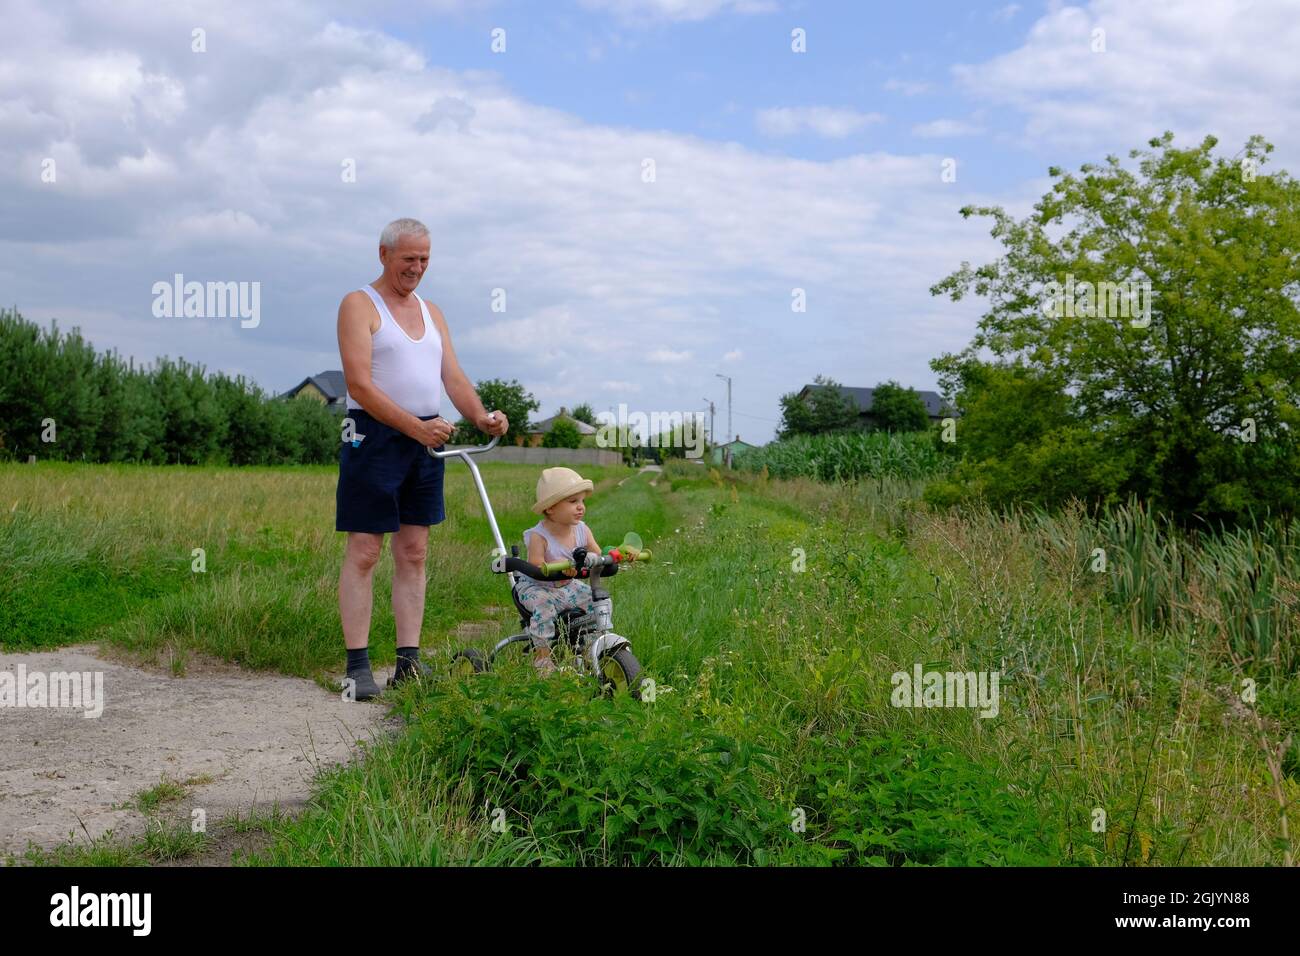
0, 460, 627, 676
131, 778, 190, 813
120, 774, 215, 814
3, 459, 1294, 866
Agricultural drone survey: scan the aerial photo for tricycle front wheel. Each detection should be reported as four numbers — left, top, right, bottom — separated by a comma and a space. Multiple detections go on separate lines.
449, 647, 488, 678
597, 647, 644, 700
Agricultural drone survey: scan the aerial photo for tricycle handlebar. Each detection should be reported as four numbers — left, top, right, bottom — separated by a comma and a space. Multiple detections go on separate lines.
427, 432, 500, 459
497, 554, 620, 583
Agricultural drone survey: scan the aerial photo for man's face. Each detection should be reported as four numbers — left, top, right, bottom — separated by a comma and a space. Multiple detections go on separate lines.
380, 234, 431, 294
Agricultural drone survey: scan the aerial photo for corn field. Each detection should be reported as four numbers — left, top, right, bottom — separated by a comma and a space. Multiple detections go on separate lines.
734, 430, 949, 482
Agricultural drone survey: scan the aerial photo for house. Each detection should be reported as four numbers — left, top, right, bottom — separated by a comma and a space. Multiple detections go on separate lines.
795, 383, 954, 427
710, 435, 761, 468
280, 370, 349, 413
524, 407, 598, 447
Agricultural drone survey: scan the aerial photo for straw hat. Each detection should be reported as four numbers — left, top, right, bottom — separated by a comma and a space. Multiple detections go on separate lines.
532, 466, 594, 514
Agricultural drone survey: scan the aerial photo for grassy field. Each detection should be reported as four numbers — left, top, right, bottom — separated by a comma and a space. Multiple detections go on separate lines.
1, 458, 1295, 865
0, 460, 627, 678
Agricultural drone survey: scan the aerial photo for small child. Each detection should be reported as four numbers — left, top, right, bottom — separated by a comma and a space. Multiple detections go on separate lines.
517, 466, 605, 676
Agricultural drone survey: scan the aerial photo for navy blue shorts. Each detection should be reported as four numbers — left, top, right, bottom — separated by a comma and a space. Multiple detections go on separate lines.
336, 408, 446, 533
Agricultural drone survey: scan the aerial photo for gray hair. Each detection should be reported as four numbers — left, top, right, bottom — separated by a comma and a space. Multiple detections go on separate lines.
380, 217, 430, 250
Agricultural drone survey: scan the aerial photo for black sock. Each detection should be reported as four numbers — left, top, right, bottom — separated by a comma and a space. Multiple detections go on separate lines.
346, 647, 371, 674
394, 646, 420, 675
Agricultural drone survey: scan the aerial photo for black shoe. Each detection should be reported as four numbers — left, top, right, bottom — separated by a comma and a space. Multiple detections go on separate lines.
344, 668, 383, 701
387, 657, 433, 688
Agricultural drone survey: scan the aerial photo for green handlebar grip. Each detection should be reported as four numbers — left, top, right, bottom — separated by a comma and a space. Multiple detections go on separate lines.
537, 548, 652, 574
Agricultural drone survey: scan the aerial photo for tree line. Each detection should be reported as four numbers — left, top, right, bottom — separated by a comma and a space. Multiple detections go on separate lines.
0, 308, 338, 465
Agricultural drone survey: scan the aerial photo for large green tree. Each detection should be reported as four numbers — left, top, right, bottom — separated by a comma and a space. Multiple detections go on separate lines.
869, 380, 930, 433
930, 133, 1300, 526
777, 374, 860, 438
451, 377, 539, 446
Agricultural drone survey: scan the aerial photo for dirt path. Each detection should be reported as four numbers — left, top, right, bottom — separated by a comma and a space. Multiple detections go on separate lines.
0, 644, 396, 859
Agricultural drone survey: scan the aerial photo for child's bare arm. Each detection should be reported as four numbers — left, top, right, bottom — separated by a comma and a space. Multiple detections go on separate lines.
584, 526, 600, 554
527, 534, 547, 567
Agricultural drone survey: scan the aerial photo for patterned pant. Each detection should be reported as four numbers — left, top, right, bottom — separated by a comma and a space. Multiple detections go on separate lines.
514, 578, 604, 649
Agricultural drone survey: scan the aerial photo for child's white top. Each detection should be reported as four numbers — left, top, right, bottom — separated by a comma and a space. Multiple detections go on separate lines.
522, 520, 591, 588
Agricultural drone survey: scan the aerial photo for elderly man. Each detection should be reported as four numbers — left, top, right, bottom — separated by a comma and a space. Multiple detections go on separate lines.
336, 217, 509, 700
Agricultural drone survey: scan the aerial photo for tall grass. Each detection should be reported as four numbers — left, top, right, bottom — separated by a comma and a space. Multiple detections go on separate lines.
1096, 501, 1299, 677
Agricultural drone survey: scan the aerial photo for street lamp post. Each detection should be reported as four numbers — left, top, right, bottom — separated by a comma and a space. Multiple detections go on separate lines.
715, 373, 732, 443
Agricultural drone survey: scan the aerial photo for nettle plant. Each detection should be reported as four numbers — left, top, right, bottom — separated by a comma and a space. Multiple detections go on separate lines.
408, 674, 791, 865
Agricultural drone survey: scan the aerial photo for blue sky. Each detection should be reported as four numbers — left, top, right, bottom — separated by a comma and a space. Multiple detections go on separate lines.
380, 2, 1036, 177
3, 0, 1298, 443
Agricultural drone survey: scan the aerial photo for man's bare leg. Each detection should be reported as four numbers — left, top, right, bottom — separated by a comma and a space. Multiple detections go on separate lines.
391, 523, 430, 649
340, 531, 385, 650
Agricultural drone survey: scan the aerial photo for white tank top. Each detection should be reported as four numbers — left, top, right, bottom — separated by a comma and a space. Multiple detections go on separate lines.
345, 285, 443, 418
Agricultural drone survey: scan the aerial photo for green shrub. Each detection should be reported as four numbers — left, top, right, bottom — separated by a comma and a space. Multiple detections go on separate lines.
541, 419, 582, 449
783, 729, 1059, 866
401, 674, 790, 865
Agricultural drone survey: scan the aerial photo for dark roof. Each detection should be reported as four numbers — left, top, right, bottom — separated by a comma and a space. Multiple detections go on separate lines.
528, 409, 597, 435
797, 383, 953, 417
281, 370, 347, 402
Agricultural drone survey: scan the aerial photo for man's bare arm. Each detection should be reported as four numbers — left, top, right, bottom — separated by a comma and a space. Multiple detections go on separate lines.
337, 291, 440, 443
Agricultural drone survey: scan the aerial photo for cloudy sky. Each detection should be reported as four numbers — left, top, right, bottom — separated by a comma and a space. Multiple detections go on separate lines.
4, 0, 1298, 443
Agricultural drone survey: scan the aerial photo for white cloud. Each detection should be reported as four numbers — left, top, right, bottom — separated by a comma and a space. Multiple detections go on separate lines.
756, 106, 885, 139
647, 348, 692, 363
912, 118, 985, 138
173, 209, 267, 241
954, 0, 1300, 158
991, 4, 1021, 22
722, 349, 742, 362
458, 305, 608, 363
